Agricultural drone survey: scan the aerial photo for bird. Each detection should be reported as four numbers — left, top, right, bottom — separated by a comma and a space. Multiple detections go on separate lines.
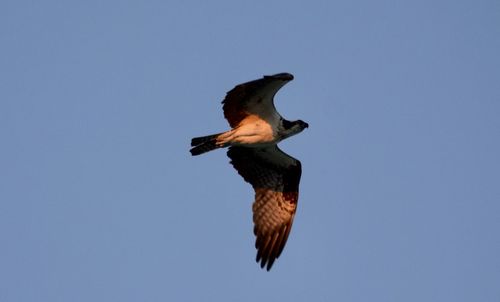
189, 72, 308, 270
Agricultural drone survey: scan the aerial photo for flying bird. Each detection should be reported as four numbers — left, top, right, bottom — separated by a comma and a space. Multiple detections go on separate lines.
189, 73, 308, 270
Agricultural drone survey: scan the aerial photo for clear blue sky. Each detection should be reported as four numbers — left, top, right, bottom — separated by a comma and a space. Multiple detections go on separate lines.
1, 0, 499, 301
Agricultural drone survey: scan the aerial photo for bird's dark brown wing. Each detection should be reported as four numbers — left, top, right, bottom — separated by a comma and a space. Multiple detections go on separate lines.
227, 145, 301, 270
222, 73, 294, 128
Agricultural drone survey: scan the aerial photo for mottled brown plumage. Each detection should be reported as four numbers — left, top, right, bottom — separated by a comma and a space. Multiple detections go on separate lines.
227, 146, 301, 270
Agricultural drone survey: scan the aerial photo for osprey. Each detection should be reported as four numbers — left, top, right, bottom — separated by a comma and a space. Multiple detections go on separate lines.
190, 73, 308, 270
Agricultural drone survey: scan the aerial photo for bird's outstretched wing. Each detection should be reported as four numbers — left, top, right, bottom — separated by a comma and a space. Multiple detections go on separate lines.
227, 145, 301, 270
222, 73, 294, 128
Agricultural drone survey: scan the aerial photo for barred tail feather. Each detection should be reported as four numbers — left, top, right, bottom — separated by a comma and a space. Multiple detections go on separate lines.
190, 133, 223, 156
191, 133, 221, 147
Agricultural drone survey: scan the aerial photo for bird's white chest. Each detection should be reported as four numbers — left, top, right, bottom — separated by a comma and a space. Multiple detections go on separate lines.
224, 115, 279, 146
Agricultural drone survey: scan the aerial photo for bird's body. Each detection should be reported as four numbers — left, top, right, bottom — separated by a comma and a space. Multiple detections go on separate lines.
190, 73, 308, 270
217, 114, 277, 146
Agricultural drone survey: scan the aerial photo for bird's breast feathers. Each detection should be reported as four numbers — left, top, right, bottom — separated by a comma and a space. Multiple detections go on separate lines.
216, 115, 280, 147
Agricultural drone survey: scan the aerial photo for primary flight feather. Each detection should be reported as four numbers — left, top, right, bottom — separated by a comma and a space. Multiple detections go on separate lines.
190, 73, 308, 270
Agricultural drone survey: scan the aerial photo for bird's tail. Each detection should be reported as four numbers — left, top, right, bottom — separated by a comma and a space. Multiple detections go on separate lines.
190, 133, 223, 156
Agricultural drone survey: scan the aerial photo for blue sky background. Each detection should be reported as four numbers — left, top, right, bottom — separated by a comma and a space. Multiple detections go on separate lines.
1, 0, 499, 301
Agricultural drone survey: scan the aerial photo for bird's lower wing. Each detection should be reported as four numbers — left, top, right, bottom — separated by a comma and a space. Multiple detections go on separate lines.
227, 146, 301, 270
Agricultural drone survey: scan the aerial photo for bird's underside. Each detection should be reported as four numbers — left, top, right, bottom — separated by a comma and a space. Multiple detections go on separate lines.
189, 73, 307, 270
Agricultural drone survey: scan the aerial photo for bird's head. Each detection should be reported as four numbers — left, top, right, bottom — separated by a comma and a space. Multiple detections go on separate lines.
295, 119, 309, 130
280, 119, 309, 139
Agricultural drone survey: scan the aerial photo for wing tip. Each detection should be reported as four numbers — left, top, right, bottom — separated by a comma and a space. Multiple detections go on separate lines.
255, 225, 290, 271
264, 72, 294, 81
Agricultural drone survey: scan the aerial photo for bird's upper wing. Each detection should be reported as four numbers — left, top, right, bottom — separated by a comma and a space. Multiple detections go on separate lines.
222, 73, 294, 128
227, 145, 301, 270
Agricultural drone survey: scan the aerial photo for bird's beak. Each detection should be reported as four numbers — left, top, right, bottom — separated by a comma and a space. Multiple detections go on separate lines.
304, 122, 309, 128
